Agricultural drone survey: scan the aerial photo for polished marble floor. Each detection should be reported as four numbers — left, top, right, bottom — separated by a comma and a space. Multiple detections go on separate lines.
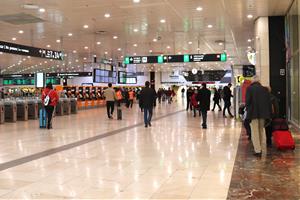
3, 99, 296, 199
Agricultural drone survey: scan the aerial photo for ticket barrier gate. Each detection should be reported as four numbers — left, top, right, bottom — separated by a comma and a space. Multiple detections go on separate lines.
27, 100, 38, 120
0, 102, 4, 124
70, 98, 78, 114
56, 99, 64, 116
4, 101, 17, 122
62, 98, 71, 115
16, 100, 28, 121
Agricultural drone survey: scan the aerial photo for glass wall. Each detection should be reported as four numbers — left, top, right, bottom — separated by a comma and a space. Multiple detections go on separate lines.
286, 0, 300, 125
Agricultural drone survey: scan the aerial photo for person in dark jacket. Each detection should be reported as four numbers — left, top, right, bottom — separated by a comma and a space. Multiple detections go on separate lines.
186, 87, 193, 111
140, 81, 157, 128
265, 87, 280, 147
212, 88, 222, 111
223, 83, 234, 117
197, 83, 211, 129
246, 80, 272, 156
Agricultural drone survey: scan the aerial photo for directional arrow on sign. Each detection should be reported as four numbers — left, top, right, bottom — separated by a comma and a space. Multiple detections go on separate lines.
190, 55, 193, 59
168, 56, 172, 59
164, 56, 167, 60
130, 58, 133, 61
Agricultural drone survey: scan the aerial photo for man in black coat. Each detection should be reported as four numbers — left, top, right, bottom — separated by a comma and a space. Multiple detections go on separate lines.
186, 87, 193, 111
197, 83, 211, 129
246, 80, 272, 156
223, 83, 234, 117
140, 81, 157, 128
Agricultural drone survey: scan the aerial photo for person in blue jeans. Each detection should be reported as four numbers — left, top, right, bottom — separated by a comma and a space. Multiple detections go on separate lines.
140, 81, 157, 128
196, 83, 211, 129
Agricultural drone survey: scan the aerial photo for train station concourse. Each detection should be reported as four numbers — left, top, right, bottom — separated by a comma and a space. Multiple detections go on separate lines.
0, 0, 299, 199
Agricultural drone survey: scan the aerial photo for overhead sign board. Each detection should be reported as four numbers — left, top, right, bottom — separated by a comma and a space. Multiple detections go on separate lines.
0, 41, 64, 60
46, 72, 92, 77
124, 53, 226, 64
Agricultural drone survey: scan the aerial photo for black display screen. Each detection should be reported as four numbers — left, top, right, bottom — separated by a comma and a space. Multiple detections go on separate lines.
0, 41, 64, 60
183, 70, 227, 82
243, 65, 256, 77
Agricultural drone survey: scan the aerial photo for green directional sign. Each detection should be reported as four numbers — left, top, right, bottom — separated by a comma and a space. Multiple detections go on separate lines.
157, 55, 164, 63
184, 54, 190, 62
124, 57, 130, 64
221, 53, 227, 62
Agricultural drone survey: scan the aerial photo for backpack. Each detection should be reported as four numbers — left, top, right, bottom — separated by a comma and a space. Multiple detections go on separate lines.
44, 90, 52, 106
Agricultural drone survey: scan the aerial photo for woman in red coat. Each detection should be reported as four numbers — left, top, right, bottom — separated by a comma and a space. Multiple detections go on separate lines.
41, 83, 59, 129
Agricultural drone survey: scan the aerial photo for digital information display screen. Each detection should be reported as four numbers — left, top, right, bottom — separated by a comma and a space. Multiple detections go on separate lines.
93, 69, 116, 83
0, 41, 64, 60
35, 73, 45, 88
124, 53, 226, 64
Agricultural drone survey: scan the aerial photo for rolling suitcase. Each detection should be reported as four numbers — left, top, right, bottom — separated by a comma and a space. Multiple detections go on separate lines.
273, 130, 295, 150
117, 107, 122, 120
39, 108, 47, 128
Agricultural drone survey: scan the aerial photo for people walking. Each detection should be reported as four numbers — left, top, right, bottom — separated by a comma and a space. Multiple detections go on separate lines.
181, 88, 185, 98
212, 88, 222, 111
246, 79, 272, 156
191, 89, 200, 117
104, 83, 116, 119
128, 89, 135, 108
223, 83, 234, 117
197, 83, 211, 129
140, 81, 156, 128
186, 87, 193, 111
41, 83, 59, 129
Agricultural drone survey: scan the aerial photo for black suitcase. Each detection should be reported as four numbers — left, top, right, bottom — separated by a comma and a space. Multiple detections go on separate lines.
117, 107, 122, 120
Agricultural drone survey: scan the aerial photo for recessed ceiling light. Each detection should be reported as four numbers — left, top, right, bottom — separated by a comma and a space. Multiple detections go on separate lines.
113, 36, 118, 39
39, 8, 45, 13
76, 59, 79, 62
219, 42, 223, 46
83, 25, 89, 29
153, 38, 157, 42
18, 30, 24, 34
96, 42, 101, 45
0, 52, 3, 55
104, 13, 111, 18
133, 28, 139, 32
248, 39, 252, 42
83, 57, 87, 60
118, 48, 122, 51
133, 53, 137, 55
133, 44, 138, 47
73, 50, 77, 53
247, 14, 253, 19
56, 39, 61, 43
46, 45, 51, 48
84, 46, 88, 49
133, 0, 140, 3
196, 7, 203, 11
149, 50, 153, 53
12, 37, 16, 41
248, 46, 252, 49
167, 46, 171, 49
68, 33, 73, 36
178, 52, 182, 54
104, 51, 108, 54
160, 19, 166, 23
207, 24, 213, 28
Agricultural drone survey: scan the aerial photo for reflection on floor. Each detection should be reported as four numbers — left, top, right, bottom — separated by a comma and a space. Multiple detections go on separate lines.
227, 128, 300, 199
0, 102, 241, 199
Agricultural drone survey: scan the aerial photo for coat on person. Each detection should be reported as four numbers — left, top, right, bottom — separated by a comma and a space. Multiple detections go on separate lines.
139, 87, 156, 109
245, 82, 272, 120
197, 87, 211, 111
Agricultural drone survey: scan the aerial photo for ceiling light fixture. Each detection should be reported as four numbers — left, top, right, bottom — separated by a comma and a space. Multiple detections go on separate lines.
247, 14, 253, 19
83, 25, 89, 29
167, 46, 171, 49
248, 39, 252, 42
18, 30, 24, 34
149, 50, 153, 53
104, 13, 111, 18
118, 48, 122, 51
104, 51, 108, 54
219, 42, 223, 46
68, 33, 73, 36
84, 46, 88, 49
188, 41, 193, 45
73, 50, 77, 53
196, 7, 203, 11
133, 0, 140, 3
153, 38, 157, 42
133, 44, 138, 47
133, 28, 139, 32
113, 36, 118, 39
56, 39, 61, 43
96, 42, 101, 45
12, 37, 16, 41
39, 8, 45, 13
207, 24, 213, 28
160, 19, 166, 23
46, 45, 51, 48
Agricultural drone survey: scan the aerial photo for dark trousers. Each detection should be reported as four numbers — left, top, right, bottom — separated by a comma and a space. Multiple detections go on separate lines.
244, 119, 252, 139
212, 101, 221, 111
45, 106, 54, 129
265, 124, 272, 146
193, 107, 201, 117
144, 107, 153, 125
201, 110, 208, 127
106, 101, 115, 118
129, 100, 134, 108
223, 100, 233, 116
186, 99, 192, 110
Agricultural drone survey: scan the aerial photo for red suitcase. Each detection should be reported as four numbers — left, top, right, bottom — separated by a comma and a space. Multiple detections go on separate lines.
273, 130, 295, 150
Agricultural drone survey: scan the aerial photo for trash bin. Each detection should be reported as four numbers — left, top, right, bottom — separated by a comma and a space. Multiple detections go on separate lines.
70, 98, 78, 114
16, 100, 28, 121
0, 102, 4, 124
27, 100, 38, 120
56, 99, 64, 116
63, 98, 71, 115
4, 101, 17, 122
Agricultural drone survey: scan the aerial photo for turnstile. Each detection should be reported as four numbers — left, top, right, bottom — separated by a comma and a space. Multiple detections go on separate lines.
63, 98, 71, 115
27, 100, 38, 120
4, 101, 17, 122
0, 102, 4, 124
70, 98, 78, 114
56, 99, 64, 116
16, 100, 28, 121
